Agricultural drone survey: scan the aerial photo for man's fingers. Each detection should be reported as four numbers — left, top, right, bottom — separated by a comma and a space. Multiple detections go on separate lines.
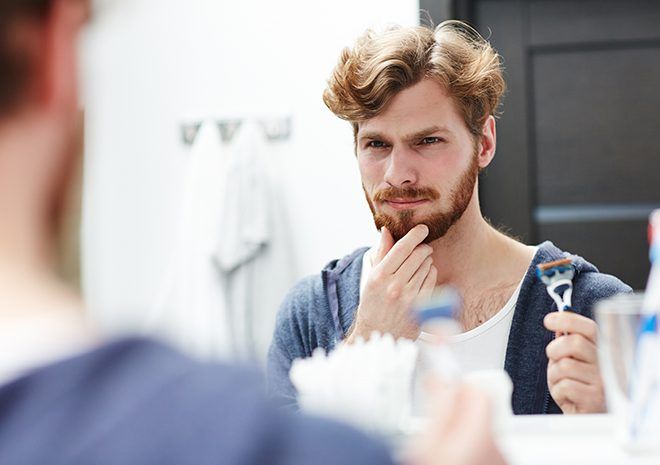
453, 386, 492, 429
420, 382, 506, 465
406, 255, 433, 294
561, 400, 578, 415
426, 382, 461, 435
427, 384, 489, 434
547, 357, 598, 386
374, 226, 395, 264
546, 333, 598, 363
447, 387, 503, 462
544, 311, 598, 344
549, 378, 596, 413
378, 224, 429, 274
396, 244, 433, 282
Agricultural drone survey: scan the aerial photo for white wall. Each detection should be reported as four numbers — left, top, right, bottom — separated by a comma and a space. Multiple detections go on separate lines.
82, 0, 419, 332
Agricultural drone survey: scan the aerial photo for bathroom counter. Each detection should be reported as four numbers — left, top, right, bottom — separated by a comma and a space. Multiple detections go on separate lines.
497, 414, 656, 465
398, 414, 659, 465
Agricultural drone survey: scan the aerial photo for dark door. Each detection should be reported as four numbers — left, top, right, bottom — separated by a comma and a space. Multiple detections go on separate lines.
423, 0, 660, 289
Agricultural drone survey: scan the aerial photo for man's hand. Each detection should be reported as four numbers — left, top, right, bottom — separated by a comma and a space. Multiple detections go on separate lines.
544, 311, 606, 414
346, 224, 436, 342
406, 382, 507, 465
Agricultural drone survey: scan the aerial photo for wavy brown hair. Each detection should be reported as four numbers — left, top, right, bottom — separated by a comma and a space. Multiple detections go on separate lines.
0, 0, 54, 115
323, 20, 505, 141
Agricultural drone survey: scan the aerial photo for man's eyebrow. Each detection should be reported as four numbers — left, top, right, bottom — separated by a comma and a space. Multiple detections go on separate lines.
403, 126, 451, 142
357, 126, 452, 142
357, 131, 387, 141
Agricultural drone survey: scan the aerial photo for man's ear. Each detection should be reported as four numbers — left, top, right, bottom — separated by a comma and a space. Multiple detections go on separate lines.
39, 0, 87, 113
476, 115, 496, 169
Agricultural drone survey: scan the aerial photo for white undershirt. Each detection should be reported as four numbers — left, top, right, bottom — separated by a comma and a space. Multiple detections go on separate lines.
359, 247, 535, 373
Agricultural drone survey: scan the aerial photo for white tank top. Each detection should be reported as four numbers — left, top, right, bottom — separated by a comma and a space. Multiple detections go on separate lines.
359, 247, 533, 372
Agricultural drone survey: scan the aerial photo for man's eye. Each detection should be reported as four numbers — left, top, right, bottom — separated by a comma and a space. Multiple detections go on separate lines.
420, 136, 441, 145
367, 140, 388, 149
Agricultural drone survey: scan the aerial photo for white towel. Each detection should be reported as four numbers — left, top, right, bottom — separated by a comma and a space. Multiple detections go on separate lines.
146, 119, 296, 363
213, 121, 270, 360
145, 121, 234, 360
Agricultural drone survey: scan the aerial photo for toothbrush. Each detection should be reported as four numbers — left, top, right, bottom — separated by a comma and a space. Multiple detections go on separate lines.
536, 258, 575, 313
415, 287, 461, 325
414, 287, 462, 381
628, 210, 660, 446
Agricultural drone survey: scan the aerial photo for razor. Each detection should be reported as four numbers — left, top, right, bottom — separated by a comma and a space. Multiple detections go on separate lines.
536, 258, 575, 312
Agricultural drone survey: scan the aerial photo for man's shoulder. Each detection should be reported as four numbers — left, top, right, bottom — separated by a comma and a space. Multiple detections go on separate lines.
535, 241, 630, 285
9, 337, 265, 403
0, 338, 267, 462
321, 246, 370, 277
278, 247, 368, 317
572, 268, 632, 313
574, 268, 631, 293
278, 410, 395, 465
100, 341, 396, 465
533, 241, 632, 311
0, 338, 394, 465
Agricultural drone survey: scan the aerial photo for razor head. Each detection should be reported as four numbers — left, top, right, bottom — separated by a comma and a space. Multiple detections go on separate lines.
536, 258, 575, 286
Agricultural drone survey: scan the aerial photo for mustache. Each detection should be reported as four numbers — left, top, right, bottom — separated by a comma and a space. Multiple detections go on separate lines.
373, 186, 441, 202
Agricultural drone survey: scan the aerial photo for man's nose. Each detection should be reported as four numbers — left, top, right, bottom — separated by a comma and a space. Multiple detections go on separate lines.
383, 146, 418, 188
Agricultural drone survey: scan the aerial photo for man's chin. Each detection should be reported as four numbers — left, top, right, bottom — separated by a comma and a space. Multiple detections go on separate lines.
374, 212, 417, 242
373, 210, 458, 244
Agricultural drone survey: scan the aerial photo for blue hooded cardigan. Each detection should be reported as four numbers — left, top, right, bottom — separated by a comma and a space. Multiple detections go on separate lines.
267, 241, 631, 414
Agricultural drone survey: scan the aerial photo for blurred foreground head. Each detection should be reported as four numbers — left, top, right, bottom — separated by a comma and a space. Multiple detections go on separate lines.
0, 0, 88, 272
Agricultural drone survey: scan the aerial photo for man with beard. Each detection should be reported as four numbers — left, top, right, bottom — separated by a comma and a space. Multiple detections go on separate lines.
267, 21, 631, 415
0, 2, 510, 464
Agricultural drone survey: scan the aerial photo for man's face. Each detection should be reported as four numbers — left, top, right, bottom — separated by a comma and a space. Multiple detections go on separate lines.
357, 78, 480, 243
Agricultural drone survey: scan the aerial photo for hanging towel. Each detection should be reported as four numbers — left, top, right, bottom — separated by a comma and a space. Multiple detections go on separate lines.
214, 120, 296, 363
144, 121, 234, 360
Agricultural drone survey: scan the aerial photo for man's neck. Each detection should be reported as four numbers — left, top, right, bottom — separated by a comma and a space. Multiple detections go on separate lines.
428, 201, 536, 330
0, 160, 83, 319
0, 252, 83, 316
0, 257, 94, 384
0, 113, 64, 284
0, 155, 80, 321
429, 200, 534, 292
0, 116, 90, 349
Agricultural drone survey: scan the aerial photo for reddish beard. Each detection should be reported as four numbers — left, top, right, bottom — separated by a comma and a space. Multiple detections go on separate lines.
364, 153, 479, 243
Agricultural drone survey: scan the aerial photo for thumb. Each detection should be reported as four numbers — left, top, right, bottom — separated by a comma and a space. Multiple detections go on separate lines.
375, 226, 395, 264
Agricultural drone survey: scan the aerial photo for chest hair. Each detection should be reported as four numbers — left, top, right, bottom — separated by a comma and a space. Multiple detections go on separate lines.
458, 282, 519, 332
